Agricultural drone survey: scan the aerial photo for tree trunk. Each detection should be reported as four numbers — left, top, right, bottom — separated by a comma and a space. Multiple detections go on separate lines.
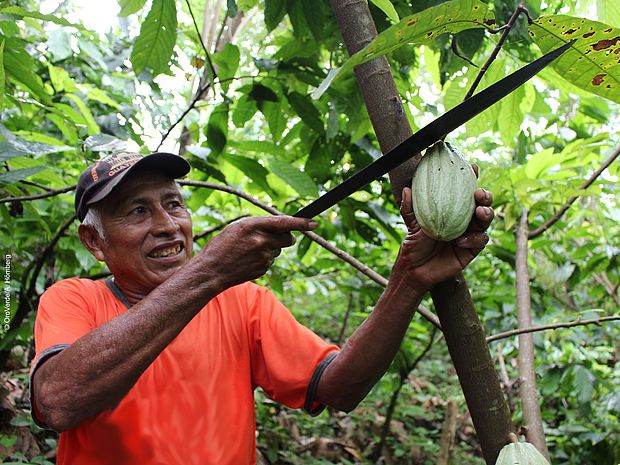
328, 1, 515, 463
515, 209, 550, 460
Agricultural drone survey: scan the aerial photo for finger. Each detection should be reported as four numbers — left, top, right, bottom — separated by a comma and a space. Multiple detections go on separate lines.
258, 216, 319, 233
400, 187, 416, 225
474, 188, 493, 207
455, 231, 489, 250
472, 163, 479, 179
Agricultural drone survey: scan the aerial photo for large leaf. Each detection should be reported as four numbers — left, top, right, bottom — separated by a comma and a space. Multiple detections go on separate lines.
268, 157, 319, 197
130, 0, 177, 76
118, 0, 148, 16
206, 102, 229, 156
264, 0, 286, 32
3, 38, 50, 103
212, 44, 240, 93
529, 15, 620, 103
0, 6, 83, 29
286, 92, 324, 135
0, 166, 47, 186
312, 0, 494, 98
0, 139, 73, 161
222, 153, 276, 197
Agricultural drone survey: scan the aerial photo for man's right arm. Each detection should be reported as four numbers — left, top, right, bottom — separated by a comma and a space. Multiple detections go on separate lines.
32, 216, 316, 432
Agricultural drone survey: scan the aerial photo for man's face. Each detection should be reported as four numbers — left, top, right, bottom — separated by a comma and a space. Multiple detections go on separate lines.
88, 169, 193, 297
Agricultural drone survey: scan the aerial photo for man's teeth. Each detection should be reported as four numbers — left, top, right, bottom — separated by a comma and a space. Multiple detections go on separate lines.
150, 244, 182, 258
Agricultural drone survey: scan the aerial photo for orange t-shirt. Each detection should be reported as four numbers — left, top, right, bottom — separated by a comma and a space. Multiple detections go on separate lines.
31, 278, 338, 465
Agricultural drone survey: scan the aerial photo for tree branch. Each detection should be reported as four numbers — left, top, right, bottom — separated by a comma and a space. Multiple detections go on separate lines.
487, 315, 620, 343
179, 179, 442, 329
528, 143, 620, 238
185, 0, 217, 87
0, 185, 75, 204
193, 214, 249, 241
463, 3, 528, 101
515, 209, 548, 458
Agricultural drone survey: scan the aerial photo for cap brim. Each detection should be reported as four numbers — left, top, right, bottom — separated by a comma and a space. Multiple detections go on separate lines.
86, 152, 190, 207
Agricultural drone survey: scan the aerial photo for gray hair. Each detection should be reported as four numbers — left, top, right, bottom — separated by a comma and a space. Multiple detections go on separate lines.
82, 207, 106, 243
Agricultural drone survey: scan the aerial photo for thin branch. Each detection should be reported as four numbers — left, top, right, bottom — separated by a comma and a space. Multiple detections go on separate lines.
486, 315, 620, 343
193, 214, 249, 241
179, 179, 442, 330
463, 3, 528, 101
528, 143, 620, 238
593, 272, 620, 307
21, 180, 55, 192
336, 292, 354, 346
185, 0, 217, 86
0, 185, 76, 204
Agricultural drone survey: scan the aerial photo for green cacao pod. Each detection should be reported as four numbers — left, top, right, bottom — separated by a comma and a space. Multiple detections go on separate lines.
495, 442, 550, 465
411, 140, 477, 241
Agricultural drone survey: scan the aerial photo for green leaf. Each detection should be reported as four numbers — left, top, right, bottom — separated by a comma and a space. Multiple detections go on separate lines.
264, 0, 286, 32
498, 87, 524, 147
0, 166, 48, 186
597, 0, 620, 29
65, 93, 100, 134
296, 235, 312, 260
312, 0, 494, 98
268, 157, 319, 197
261, 101, 287, 142
231, 95, 258, 127
227, 0, 238, 17
286, 92, 324, 135
3, 38, 50, 103
130, 0, 178, 76
370, 0, 400, 23
212, 44, 240, 93
529, 15, 620, 103
222, 153, 276, 196
48, 65, 79, 93
0, 139, 73, 161
286, 0, 310, 39
118, 0, 148, 16
0, 6, 84, 28
301, 0, 329, 41
573, 365, 595, 405
206, 102, 229, 156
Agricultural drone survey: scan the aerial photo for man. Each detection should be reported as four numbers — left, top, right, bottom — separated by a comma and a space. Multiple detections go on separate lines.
30, 151, 493, 464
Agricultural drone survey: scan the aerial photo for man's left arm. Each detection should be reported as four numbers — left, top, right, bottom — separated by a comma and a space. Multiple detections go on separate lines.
314, 186, 494, 412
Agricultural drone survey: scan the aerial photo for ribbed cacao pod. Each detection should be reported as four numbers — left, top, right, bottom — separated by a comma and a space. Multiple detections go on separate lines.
411, 140, 477, 241
495, 441, 550, 465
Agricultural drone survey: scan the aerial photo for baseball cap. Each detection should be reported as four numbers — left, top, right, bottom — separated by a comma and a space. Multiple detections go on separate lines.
75, 151, 191, 222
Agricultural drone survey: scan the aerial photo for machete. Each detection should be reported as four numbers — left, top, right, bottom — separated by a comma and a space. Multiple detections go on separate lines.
294, 39, 575, 219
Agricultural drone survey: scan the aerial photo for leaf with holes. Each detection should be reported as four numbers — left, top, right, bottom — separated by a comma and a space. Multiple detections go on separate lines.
529, 15, 620, 103
312, 0, 494, 98
130, 0, 177, 76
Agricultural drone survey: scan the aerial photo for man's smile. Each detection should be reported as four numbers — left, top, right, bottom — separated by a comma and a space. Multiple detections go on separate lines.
148, 242, 185, 259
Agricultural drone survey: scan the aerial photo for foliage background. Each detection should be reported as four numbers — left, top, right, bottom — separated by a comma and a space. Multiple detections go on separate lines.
0, 0, 619, 463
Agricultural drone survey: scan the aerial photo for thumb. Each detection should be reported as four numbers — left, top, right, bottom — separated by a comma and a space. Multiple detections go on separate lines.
400, 187, 416, 226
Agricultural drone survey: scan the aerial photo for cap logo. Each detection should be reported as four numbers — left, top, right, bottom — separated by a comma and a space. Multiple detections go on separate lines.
101, 152, 143, 177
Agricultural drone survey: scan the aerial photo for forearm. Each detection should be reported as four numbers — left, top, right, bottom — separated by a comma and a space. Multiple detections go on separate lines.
315, 269, 425, 412
33, 260, 223, 431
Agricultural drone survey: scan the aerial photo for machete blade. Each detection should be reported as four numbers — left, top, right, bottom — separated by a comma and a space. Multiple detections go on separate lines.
294, 39, 575, 219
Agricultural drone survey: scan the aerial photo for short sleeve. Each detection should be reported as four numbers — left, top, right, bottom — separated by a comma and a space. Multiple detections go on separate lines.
33, 279, 97, 362
246, 285, 339, 410
30, 279, 98, 427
